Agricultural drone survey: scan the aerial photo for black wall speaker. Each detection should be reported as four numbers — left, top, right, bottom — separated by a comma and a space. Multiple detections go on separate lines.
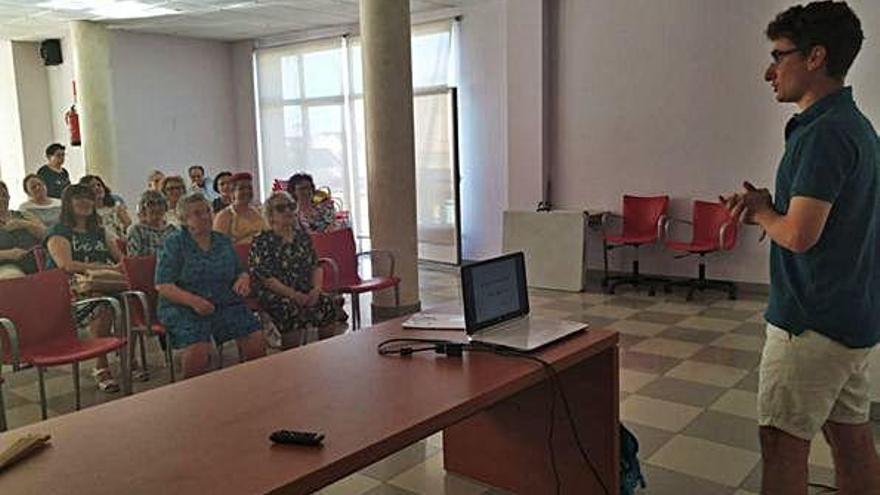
40, 39, 62, 66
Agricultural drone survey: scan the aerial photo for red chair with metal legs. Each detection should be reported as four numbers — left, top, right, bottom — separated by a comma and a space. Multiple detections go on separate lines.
120, 255, 175, 383
0, 318, 11, 432
663, 200, 738, 301
310, 228, 400, 330
601, 195, 670, 295
0, 269, 130, 420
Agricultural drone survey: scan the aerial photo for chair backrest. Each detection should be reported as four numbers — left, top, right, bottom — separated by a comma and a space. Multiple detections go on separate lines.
0, 269, 77, 363
310, 228, 359, 289
30, 246, 46, 272
122, 255, 158, 324
621, 195, 669, 239
234, 243, 252, 272
692, 200, 738, 250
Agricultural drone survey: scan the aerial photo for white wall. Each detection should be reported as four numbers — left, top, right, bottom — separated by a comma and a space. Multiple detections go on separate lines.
457, 0, 508, 260
0, 40, 25, 205
108, 30, 240, 203
231, 40, 259, 177
12, 41, 54, 179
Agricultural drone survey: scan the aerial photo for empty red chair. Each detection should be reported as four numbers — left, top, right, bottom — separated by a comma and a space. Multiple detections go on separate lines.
602, 195, 670, 295
121, 255, 175, 382
310, 228, 400, 330
664, 200, 738, 301
0, 269, 130, 419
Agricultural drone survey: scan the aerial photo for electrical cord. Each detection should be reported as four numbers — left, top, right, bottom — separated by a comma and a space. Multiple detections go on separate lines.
376, 338, 611, 495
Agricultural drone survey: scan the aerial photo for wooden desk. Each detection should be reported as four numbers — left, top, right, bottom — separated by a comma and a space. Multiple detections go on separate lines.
0, 321, 619, 494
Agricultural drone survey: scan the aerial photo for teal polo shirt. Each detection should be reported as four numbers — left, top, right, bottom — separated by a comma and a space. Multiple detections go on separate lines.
765, 87, 880, 348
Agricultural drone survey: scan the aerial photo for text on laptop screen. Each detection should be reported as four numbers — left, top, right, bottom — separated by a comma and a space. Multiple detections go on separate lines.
470, 256, 524, 326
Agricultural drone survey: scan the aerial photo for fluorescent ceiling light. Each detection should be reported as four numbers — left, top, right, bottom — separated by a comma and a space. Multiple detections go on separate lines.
37, 0, 180, 19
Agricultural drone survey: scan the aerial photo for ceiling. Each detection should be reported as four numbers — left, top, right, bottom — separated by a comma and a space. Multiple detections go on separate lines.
0, 0, 466, 42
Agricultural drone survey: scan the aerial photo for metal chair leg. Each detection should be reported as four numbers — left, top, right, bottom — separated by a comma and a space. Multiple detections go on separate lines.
217, 344, 224, 369
352, 295, 361, 331
0, 381, 6, 432
37, 367, 47, 420
394, 286, 400, 308
73, 362, 81, 411
138, 333, 148, 377
166, 343, 176, 383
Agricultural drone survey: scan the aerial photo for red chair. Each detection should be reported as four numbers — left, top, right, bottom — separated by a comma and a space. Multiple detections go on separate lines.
602, 195, 670, 295
663, 200, 738, 301
0, 269, 130, 419
115, 238, 128, 256
0, 318, 10, 432
311, 228, 400, 330
120, 256, 175, 383
30, 245, 46, 271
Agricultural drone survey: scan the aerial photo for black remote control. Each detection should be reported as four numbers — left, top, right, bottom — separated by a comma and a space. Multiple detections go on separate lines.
269, 430, 325, 446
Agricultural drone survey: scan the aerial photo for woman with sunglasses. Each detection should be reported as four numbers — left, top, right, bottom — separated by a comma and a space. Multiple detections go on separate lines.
45, 184, 125, 392
213, 172, 267, 244
250, 192, 339, 348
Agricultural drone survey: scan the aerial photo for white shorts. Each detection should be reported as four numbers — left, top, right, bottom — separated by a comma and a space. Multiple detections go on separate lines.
758, 323, 875, 441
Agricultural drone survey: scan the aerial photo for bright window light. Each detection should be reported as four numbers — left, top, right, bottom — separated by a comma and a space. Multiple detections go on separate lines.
37, 0, 179, 19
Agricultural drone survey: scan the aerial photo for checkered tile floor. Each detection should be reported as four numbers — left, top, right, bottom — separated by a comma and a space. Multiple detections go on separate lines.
2, 265, 877, 494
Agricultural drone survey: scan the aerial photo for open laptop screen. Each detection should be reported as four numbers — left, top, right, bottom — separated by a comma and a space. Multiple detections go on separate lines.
461, 252, 530, 334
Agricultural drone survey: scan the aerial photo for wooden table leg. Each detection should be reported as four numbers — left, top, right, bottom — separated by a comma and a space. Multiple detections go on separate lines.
444, 346, 619, 494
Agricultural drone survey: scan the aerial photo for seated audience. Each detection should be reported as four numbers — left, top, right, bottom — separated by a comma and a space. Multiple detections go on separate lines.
213, 172, 267, 244
212, 171, 233, 213
126, 190, 177, 257
19, 174, 62, 227
161, 175, 186, 226
0, 180, 45, 279
286, 173, 338, 233
251, 192, 339, 348
188, 165, 216, 200
45, 184, 125, 392
155, 192, 265, 378
79, 175, 131, 240
147, 170, 165, 192
36, 143, 69, 199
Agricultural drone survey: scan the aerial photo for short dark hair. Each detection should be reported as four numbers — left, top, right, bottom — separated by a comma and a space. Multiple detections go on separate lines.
78, 175, 117, 208
286, 173, 314, 194
45, 143, 65, 159
59, 184, 102, 234
188, 165, 205, 175
213, 171, 232, 193
23, 174, 43, 194
766, 1, 864, 79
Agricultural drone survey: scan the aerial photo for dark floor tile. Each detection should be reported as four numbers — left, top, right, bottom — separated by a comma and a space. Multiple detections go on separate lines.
700, 308, 756, 321
566, 314, 617, 330
735, 371, 760, 393
637, 377, 727, 408
656, 326, 725, 345
624, 422, 676, 459
690, 346, 761, 370
618, 334, 648, 349
620, 351, 681, 375
684, 410, 760, 452
732, 322, 767, 337
640, 464, 736, 495
628, 311, 688, 325
606, 297, 658, 310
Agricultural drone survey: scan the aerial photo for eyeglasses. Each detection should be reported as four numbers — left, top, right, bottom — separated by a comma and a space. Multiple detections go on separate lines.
273, 203, 294, 213
770, 47, 801, 64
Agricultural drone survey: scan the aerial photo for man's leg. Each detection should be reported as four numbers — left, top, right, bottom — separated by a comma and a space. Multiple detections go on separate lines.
822, 421, 880, 494
760, 425, 811, 495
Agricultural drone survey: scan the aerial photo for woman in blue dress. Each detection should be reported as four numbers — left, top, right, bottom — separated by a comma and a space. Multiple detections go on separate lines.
156, 192, 264, 378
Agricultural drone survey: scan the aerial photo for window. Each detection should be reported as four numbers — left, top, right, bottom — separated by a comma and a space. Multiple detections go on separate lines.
256, 20, 461, 263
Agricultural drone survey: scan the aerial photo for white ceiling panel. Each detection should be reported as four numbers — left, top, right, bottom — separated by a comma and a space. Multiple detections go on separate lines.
0, 0, 471, 42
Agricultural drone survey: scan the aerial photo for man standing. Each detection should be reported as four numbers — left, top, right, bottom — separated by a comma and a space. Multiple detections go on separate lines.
36, 143, 70, 199
188, 165, 216, 200
724, 2, 880, 494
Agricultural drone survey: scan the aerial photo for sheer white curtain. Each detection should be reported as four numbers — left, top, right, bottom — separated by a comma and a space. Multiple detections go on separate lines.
255, 21, 459, 261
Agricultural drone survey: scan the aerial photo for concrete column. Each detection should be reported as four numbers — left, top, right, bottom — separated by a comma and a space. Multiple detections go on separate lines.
359, 0, 421, 317
70, 21, 118, 182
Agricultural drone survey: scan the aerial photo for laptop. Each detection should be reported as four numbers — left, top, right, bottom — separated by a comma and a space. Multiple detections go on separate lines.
461, 252, 588, 351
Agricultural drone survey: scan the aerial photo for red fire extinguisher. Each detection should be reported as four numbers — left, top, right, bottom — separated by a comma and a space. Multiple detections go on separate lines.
65, 81, 81, 147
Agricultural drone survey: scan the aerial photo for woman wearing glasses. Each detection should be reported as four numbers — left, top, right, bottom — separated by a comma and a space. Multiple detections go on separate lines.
213, 172, 267, 244
160, 176, 187, 226
126, 190, 177, 257
250, 192, 338, 348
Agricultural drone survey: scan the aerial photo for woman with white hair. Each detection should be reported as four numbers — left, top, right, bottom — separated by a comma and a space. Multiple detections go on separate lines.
155, 192, 265, 378
126, 190, 177, 257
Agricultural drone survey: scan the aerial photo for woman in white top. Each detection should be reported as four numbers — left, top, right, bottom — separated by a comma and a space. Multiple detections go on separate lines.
160, 175, 186, 226
79, 175, 131, 240
19, 174, 62, 227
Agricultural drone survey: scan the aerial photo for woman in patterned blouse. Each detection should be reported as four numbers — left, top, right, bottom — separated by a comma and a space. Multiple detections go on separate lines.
286, 173, 337, 233
126, 190, 177, 257
250, 191, 338, 348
